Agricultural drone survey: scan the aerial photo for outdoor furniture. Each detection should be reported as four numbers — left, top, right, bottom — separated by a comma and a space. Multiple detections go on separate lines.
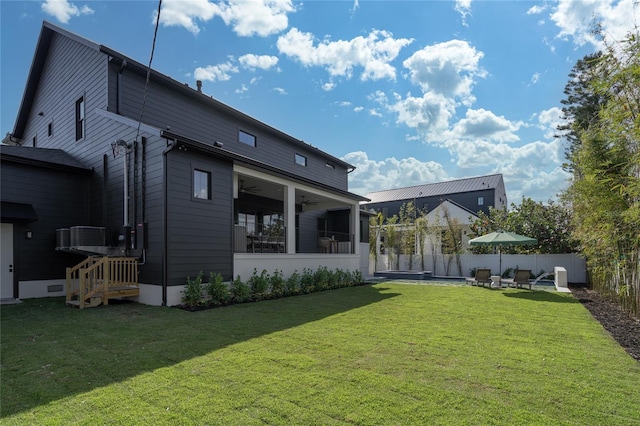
490, 275, 502, 288
318, 237, 331, 253
465, 268, 492, 287
502, 269, 532, 290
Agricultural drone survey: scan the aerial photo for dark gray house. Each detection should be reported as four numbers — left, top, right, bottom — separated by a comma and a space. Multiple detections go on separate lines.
1, 21, 368, 306
361, 174, 508, 219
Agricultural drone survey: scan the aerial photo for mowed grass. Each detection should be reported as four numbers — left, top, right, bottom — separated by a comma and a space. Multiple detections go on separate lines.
1, 282, 639, 425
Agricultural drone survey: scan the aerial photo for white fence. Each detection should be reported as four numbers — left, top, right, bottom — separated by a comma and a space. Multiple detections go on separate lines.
371, 253, 587, 284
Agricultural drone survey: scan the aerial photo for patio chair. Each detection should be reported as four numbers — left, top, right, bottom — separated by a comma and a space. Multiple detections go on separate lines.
318, 237, 331, 253
502, 269, 532, 290
465, 268, 492, 287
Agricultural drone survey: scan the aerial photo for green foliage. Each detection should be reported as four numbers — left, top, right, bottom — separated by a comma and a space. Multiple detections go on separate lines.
248, 268, 270, 299
561, 30, 640, 318
269, 269, 285, 297
230, 275, 251, 303
300, 268, 316, 293
182, 271, 204, 307
206, 272, 229, 305
285, 271, 301, 295
467, 198, 578, 254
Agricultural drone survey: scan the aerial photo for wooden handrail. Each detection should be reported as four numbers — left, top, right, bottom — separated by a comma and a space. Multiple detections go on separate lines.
66, 256, 139, 308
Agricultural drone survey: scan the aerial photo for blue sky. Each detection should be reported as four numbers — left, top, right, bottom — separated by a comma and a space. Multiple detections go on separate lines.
1, 0, 637, 204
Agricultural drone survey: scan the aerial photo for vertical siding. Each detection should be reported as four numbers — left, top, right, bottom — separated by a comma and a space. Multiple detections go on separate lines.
0, 162, 89, 281
166, 150, 234, 285
119, 70, 350, 191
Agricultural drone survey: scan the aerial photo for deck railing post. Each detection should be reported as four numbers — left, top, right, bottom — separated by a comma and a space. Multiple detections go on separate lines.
103, 257, 110, 306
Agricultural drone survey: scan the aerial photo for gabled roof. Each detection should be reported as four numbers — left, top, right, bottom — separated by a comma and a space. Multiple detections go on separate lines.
11, 21, 354, 171
363, 174, 504, 204
424, 199, 479, 225
0, 145, 92, 174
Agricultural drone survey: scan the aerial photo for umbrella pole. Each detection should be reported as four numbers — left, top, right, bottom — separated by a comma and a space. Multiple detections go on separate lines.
499, 245, 502, 277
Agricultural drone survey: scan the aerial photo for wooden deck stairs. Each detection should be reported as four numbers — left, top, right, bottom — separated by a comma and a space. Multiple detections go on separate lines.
66, 256, 139, 308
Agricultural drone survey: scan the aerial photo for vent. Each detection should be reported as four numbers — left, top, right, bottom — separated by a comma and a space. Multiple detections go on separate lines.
56, 228, 70, 249
70, 226, 106, 246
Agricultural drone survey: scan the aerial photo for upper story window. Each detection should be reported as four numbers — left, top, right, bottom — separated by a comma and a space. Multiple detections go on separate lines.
193, 169, 211, 200
239, 130, 256, 147
478, 196, 484, 206
295, 153, 307, 167
75, 96, 85, 141
382, 207, 388, 218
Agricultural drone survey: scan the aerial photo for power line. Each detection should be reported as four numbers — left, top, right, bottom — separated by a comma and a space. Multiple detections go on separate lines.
135, 0, 162, 143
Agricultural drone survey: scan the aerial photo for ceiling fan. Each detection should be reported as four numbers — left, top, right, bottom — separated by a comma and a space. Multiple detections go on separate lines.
239, 180, 261, 194
300, 195, 318, 206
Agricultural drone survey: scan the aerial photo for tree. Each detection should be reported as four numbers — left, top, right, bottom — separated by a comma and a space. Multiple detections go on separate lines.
384, 215, 399, 270
467, 199, 577, 254
562, 29, 640, 317
398, 201, 417, 269
369, 212, 385, 272
557, 52, 609, 174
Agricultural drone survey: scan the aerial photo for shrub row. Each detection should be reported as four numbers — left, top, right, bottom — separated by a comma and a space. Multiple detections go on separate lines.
181, 266, 365, 308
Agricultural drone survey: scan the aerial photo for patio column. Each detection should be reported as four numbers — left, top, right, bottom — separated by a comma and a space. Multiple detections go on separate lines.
284, 185, 296, 254
351, 203, 359, 255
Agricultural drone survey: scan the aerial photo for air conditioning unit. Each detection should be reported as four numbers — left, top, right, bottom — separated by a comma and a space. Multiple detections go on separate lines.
56, 228, 70, 249
70, 226, 106, 247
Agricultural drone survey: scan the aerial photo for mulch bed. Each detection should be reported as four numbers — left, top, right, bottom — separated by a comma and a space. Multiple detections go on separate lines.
570, 287, 640, 362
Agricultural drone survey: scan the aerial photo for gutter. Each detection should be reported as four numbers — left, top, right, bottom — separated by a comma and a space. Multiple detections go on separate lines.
161, 139, 178, 306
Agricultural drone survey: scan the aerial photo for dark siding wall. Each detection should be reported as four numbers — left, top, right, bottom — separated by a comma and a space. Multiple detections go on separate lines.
21, 33, 108, 150
1, 162, 89, 281
118, 71, 350, 190
16, 33, 167, 285
166, 150, 234, 284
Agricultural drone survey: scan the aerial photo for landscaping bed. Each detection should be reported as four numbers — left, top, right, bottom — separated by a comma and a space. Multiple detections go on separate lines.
571, 287, 640, 361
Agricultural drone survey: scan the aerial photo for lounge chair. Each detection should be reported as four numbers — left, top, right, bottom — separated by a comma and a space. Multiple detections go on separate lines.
465, 268, 492, 287
502, 269, 532, 290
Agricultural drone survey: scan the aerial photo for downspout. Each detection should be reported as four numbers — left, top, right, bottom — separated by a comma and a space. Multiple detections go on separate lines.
162, 139, 178, 306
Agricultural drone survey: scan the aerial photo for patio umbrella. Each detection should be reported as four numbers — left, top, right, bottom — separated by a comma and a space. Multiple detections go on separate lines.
468, 231, 537, 275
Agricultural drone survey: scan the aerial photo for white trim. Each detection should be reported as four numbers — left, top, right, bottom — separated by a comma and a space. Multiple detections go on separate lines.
95, 109, 161, 136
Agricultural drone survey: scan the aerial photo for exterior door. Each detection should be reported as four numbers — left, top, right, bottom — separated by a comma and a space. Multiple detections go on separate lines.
1, 223, 14, 299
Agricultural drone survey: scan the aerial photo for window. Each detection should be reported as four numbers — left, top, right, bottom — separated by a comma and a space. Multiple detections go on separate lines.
75, 96, 85, 140
422, 202, 429, 212
478, 196, 484, 206
32, 136, 37, 147
193, 169, 211, 200
295, 153, 307, 166
239, 130, 256, 147
382, 207, 388, 218
48, 122, 53, 137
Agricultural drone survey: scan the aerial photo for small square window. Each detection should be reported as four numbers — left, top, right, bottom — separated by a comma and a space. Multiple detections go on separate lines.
478, 196, 484, 206
239, 130, 256, 147
295, 153, 307, 166
194, 169, 211, 200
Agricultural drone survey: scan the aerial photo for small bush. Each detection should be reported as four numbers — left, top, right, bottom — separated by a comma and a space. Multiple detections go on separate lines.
285, 271, 301, 295
206, 272, 229, 305
248, 268, 270, 300
182, 271, 204, 307
270, 269, 285, 297
230, 275, 251, 303
300, 268, 315, 293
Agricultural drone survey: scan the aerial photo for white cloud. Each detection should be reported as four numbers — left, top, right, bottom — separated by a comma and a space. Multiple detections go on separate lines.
238, 54, 279, 70
454, 0, 472, 27
273, 87, 287, 95
384, 92, 455, 136
444, 108, 522, 143
41, 0, 93, 23
343, 151, 450, 196
159, 0, 296, 36
277, 28, 413, 82
526, 4, 546, 15
369, 109, 383, 118
549, 0, 637, 49
402, 40, 486, 103
194, 61, 239, 81
322, 82, 336, 91
530, 72, 541, 85
354, 106, 364, 113
535, 106, 565, 139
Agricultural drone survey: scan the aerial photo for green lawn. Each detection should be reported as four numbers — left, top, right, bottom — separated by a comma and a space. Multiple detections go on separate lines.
1, 282, 639, 425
